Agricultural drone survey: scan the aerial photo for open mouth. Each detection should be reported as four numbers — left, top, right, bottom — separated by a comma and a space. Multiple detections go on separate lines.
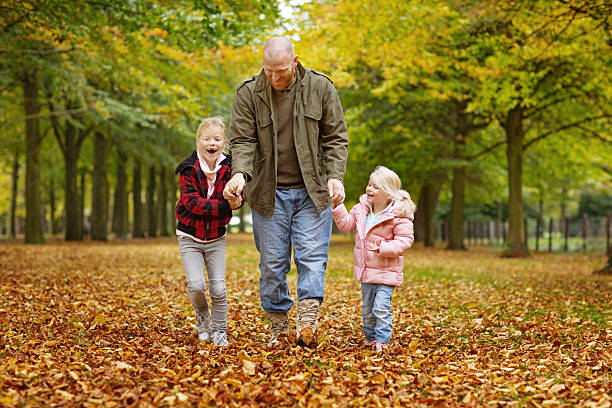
206, 147, 218, 153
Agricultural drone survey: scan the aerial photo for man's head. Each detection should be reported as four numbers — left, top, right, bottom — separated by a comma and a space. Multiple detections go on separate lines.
263, 36, 298, 91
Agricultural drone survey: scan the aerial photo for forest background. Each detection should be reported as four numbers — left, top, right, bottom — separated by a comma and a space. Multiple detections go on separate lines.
1, 0, 611, 264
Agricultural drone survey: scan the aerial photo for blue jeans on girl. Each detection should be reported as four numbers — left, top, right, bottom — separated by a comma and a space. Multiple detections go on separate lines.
361, 283, 394, 343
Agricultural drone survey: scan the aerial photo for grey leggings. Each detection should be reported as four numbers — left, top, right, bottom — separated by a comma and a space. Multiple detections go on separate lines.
178, 235, 227, 332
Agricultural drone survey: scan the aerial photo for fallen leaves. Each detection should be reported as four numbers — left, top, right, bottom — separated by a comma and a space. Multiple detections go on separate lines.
0, 236, 610, 407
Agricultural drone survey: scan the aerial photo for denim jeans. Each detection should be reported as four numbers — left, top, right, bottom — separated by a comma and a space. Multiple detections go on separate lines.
178, 235, 227, 332
252, 188, 333, 313
361, 283, 394, 343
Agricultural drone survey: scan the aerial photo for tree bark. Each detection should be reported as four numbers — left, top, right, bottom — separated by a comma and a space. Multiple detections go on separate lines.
447, 138, 467, 250
112, 148, 128, 240
91, 132, 110, 241
49, 178, 57, 235
62, 120, 83, 241
80, 172, 86, 236
504, 105, 529, 256
147, 165, 157, 237
158, 166, 169, 236
415, 183, 440, 247
9, 151, 19, 239
132, 160, 145, 238
23, 69, 45, 244
167, 170, 176, 233
238, 206, 246, 233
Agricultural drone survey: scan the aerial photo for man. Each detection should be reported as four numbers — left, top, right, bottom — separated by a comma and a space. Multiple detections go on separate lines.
223, 36, 348, 346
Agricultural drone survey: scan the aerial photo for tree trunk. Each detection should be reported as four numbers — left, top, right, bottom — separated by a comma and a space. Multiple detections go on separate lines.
9, 151, 19, 239
447, 140, 467, 250
414, 186, 426, 244
112, 149, 129, 240
62, 121, 83, 241
147, 165, 157, 237
594, 242, 611, 275
238, 206, 246, 233
132, 160, 145, 238
91, 132, 110, 241
415, 183, 439, 247
80, 172, 86, 236
158, 166, 168, 236
496, 200, 503, 246
49, 178, 57, 235
167, 170, 176, 233
23, 70, 45, 244
504, 105, 529, 257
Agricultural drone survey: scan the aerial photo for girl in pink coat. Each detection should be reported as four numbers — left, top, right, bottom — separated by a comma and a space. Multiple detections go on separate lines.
332, 166, 415, 352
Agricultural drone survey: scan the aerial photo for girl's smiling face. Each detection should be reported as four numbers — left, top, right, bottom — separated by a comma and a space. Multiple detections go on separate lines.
198, 126, 226, 168
366, 178, 390, 212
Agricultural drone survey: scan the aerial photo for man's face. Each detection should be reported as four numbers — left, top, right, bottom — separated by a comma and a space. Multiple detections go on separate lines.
263, 52, 298, 91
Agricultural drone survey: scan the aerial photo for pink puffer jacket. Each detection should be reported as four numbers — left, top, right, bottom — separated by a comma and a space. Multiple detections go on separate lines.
332, 195, 414, 287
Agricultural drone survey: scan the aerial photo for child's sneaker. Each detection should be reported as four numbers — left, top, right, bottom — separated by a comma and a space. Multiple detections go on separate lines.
212, 331, 228, 347
373, 342, 388, 353
365, 339, 375, 347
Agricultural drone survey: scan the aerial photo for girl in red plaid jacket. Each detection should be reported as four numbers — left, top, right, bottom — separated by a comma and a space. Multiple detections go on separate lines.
175, 117, 242, 347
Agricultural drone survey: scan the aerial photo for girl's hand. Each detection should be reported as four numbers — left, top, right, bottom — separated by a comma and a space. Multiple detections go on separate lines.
228, 195, 242, 210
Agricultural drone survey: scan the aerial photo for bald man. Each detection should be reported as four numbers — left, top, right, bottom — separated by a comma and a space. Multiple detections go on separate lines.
224, 36, 348, 346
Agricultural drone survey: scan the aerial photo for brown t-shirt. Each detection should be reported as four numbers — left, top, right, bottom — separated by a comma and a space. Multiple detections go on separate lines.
273, 78, 304, 189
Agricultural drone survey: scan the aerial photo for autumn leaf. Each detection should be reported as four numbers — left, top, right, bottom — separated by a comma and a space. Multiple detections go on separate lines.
0, 235, 609, 407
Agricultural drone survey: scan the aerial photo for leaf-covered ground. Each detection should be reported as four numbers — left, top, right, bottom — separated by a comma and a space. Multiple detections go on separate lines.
1, 235, 610, 407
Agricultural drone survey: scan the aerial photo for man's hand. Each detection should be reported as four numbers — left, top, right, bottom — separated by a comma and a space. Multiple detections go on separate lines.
327, 178, 345, 206
224, 173, 246, 201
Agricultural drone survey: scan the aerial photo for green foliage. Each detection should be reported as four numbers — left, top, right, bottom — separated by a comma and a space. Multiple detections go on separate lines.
578, 192, 612, 217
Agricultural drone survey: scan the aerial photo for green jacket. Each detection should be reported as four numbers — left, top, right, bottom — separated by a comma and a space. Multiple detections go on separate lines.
229, 62, 349, 216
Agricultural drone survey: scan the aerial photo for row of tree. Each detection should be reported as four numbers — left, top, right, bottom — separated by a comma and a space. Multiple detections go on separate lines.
293, 0, 611, 269
1, 0, 280, 242
1, 0, 611, 271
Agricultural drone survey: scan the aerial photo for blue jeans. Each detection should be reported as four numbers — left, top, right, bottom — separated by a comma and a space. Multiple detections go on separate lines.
361, 283, 394, 343
252, 188, 332, 313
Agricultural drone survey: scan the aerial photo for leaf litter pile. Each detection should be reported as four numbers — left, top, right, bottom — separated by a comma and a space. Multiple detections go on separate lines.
1, 235, 610, 407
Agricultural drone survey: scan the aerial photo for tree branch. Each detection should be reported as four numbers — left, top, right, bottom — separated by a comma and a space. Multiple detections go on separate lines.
522, 114, 611, 150
46, 97, 66, 155
467, 139, 506, 160
77, 124, 96, 147
576, 124, 612, 144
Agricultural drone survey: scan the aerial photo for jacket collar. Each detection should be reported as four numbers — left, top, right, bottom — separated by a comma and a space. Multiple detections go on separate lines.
175, 151, 231, 175
359, 194, 406, 220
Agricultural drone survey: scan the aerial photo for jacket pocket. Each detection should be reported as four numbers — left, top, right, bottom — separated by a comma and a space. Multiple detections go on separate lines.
385, 257, 399, 269
304, 104, 322, 121
257, 104, 273, 128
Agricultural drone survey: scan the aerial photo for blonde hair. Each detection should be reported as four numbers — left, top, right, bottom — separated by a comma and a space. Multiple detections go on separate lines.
369, 166, 416, 213
195, 116, 227, 154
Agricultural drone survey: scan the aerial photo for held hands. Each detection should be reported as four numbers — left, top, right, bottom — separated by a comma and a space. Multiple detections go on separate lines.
227, 194, 242, 210
223, 173, 246, 201
327, 178, 345, 207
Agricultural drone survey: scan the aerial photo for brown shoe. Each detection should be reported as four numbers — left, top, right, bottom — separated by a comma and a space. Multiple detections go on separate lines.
266, 312, 289, 346
296, 298, 320, 347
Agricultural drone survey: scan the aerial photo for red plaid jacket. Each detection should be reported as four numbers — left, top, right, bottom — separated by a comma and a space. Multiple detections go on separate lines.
175, 151, 237, 241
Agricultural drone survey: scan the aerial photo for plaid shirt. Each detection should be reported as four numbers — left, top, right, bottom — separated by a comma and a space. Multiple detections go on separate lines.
175, 151, 236, 241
